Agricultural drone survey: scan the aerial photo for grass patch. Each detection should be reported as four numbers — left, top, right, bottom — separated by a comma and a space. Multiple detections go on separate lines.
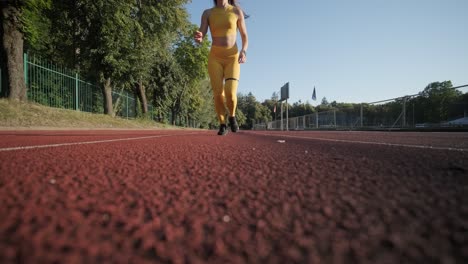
0, 99, 179, 130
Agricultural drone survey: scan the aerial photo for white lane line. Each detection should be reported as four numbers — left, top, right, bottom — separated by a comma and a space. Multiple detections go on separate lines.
250, 132, 468, 152
0, 132, 203, 152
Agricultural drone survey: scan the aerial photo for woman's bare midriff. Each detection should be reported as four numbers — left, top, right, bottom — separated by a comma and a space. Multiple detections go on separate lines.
212, 35, 237, 48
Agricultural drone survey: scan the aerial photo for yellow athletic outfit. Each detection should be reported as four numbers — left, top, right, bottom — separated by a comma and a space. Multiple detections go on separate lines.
208, 5, 240, 125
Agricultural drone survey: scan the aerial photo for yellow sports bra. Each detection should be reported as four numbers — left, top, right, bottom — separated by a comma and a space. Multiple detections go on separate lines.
209, 5, 238, 37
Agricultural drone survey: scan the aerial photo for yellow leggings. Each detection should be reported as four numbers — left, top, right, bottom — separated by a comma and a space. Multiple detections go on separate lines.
208, 45, 240, 124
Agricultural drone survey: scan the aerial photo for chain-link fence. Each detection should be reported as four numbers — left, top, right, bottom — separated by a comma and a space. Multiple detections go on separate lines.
257, 85, 468, 130
24, 53, 154, 120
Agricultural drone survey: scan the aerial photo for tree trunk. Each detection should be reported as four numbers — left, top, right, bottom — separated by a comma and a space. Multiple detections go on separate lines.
171, 108, 176, 125
1, 4, 27, 101
135, 80, 148, 115
102, 77, 114, 116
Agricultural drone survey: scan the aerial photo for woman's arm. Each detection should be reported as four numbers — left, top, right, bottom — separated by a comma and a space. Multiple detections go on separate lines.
194, 9, 209, 43
236, 8, 248, 63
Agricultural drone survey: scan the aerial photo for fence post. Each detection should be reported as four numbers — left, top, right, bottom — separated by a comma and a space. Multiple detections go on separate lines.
280, 102, 283, 131
316, 112, 319, 129
286, 99, 289, 131
24, 53, 28, 86
402, 97, 407, 128
126, 92, 129, 119
334, 109, 337, 128
75, 73, 79, 111
360, 104, 363, 127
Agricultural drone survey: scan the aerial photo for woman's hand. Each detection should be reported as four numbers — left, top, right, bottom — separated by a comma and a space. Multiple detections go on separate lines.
194, 31, 204, 43
239, 50, 247, 64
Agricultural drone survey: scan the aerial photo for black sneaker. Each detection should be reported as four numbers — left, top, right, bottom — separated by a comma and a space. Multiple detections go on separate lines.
228, 116, 239, 132
217, 124, 228, 136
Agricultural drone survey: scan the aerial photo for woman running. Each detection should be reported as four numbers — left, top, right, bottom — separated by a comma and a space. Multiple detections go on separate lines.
194, 0, 248, 135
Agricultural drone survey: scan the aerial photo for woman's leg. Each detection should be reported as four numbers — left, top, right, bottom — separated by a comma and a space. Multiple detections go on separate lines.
224, 59, 240, 117
208, 56, 227, 124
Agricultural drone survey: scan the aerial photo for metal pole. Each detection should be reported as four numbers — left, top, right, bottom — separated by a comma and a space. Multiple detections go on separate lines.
360, 104, 363, 127
23, 53, 28, 87
402, 97, 407, 128
334, 109, 337, 128
316, 111, 318, 129
75, 73, 79, 111
286, 99, 289, 131
275, 103, 277, 121
281, 102, 283, 131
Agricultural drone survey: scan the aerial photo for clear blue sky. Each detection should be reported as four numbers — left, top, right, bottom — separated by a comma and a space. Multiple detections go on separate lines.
185, 0, 468, 105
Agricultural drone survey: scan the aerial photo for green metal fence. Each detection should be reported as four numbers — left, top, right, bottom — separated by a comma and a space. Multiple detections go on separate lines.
26, 53, 100, 112
24, 53, 154, 119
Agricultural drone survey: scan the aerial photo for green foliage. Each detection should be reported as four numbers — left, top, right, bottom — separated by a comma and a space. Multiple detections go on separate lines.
237, 92, 272, 129
288, 100, 315, 117
235, 108, 247, 127
174, 24, 209, 82
255, 103, 271, 125
150, 54, 182, 122
165, 24, 210, 126
412, 81, 462, 123
21, 0, 52, 52
19, 0, 204, 123
126, 0, 191, 86
187, 79, 216, 128
261, 99, 276, 120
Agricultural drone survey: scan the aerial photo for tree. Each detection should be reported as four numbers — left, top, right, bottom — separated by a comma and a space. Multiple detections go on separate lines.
237, 92, 256, 129
315, 97, 332, 112
187, 79, 216, 128
255, 103, 271, 125
172, 24, 210, 126
128, 0, 191, 116
22, 0, 51, 52
0, 0, 50, 100
289, 100, 315, 117
93, 1, 140, 116
150, 54, 184, 124
37, 0, 192, 117
29, 0, 134, 115
418, 81, 460, 122
1, 1, 24, 100
262, 99, 277, 120
320, 97, 329, 106
260, 92, 281, 121
235, 108, 247, 128
238, 92, 272, 129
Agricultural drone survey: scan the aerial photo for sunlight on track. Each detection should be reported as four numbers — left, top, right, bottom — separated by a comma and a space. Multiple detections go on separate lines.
0, 132, 204, 152
250, 132, 468, 152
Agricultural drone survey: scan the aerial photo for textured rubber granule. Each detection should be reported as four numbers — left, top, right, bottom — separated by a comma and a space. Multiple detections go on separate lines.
0, 131, 467, 263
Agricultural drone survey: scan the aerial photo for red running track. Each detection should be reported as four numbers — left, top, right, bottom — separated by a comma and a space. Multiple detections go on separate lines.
0, 130, 467, 263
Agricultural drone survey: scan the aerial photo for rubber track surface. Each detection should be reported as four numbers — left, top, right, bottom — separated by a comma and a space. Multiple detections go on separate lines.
0, 130, 467, 263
